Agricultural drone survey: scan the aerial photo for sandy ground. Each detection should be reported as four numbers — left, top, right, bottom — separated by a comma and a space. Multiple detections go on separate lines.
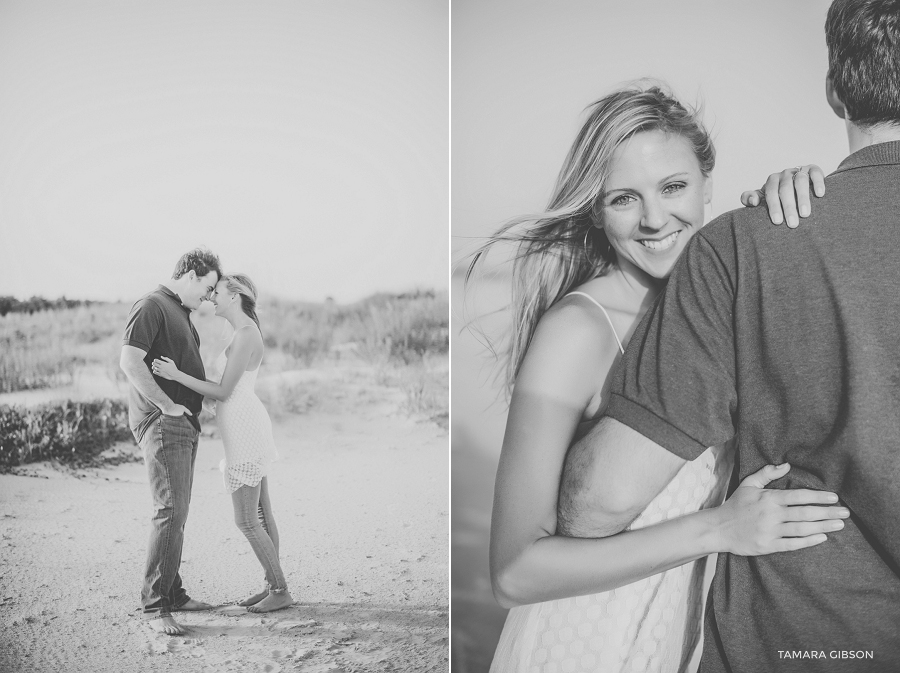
0, 365, 449, 673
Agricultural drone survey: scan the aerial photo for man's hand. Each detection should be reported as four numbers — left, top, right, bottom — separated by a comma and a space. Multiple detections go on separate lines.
161, 404, 192, 417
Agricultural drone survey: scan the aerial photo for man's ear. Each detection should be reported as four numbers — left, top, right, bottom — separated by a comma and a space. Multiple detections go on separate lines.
826, 77, 847, 120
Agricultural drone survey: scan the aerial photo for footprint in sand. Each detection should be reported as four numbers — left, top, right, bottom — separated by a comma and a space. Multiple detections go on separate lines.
196, 655, 284, 673
142, 634, 206, 658
272, 619, 317, 631
217, 605, 247, 615
241, 657, 282, 673
168, 637, 206, 657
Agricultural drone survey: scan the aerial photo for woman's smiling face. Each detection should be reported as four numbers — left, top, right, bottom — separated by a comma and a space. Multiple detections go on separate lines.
212, 280, 233, 317
598, 129, 712, 280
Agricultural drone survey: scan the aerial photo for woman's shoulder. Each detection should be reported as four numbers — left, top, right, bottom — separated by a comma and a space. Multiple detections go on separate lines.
543, 281, 622, 336
528, 291, 620, 365
515, 291, 622, 403
232, 323, 262, 340
228, 323, 263, 351
542, 294, 603, 333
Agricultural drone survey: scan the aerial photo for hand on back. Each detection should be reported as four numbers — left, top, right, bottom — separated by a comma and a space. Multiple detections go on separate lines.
152, 355, 179, 381
712, 463, 849, 555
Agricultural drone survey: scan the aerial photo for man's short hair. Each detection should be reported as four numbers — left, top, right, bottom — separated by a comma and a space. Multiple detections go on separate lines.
172, 247, 222, 281
826, 0, 900, 128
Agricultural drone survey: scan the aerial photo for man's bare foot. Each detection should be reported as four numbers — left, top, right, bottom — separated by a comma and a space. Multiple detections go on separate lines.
247, 590, 294, 613
177, 598, 214, 612
239, 589, 269, 607
148, 615, 185, 635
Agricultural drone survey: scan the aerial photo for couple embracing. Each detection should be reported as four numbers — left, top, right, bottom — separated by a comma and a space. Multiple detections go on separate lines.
481, 0, 900, 671
120, 248, 293, 635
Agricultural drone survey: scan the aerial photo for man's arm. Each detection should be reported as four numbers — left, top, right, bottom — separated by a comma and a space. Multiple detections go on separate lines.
120, 345, 190, 416
557, 417, 687, 537
557, 228, 741, 539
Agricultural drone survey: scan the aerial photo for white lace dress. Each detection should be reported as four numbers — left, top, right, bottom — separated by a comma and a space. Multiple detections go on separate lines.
214, 353, 279, 493
490, 444, 733, 673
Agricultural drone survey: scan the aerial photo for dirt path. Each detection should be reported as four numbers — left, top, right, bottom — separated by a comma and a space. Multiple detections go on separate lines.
0, 368, 448, 673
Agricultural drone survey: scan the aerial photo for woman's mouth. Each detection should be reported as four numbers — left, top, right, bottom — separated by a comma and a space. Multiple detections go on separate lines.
638, 230, 679, 251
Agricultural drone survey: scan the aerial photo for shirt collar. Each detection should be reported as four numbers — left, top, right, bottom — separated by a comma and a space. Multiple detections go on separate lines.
157, 284, 191, 314
833, 140, 900, 175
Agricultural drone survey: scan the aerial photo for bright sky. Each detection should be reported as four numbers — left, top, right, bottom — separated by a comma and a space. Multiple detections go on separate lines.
0, 0, 448, 303
452, 0, 847, 263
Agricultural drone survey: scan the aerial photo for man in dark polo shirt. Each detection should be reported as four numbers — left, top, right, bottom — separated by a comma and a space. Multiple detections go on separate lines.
120, 247, 222, 635
556, 1, 900, 670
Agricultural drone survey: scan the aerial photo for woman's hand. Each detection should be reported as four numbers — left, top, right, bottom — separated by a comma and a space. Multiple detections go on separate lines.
740, 164, 826, 228
711, 463, 850, 555
151, 356, 181, 382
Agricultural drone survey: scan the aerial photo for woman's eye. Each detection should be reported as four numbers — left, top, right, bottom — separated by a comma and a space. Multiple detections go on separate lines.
663, 182, 686, 195
609, 194, 634, 207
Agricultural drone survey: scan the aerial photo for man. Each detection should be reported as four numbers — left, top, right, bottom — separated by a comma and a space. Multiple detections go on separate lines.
557, 1, 900, 670
120, 247, 222, 635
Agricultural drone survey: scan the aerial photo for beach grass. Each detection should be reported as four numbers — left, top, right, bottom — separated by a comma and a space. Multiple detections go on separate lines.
0, 302, 127, 393
0, 290, 448, 469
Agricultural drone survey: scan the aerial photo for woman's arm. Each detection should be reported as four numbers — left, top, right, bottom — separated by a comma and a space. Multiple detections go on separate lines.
499, 460, 846, 608
741, 164, 826, 227
490, 299, 848, 610
152, 328, 256, 401
490, 299, 619, 607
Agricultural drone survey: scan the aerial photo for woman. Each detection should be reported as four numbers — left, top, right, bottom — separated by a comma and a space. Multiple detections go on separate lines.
471, 84, 843, 672
153, 274, 293, 614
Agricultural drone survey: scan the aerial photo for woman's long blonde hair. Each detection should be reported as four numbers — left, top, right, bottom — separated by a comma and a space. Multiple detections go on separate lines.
223, 273, 262, 335
467, 82, 715, 394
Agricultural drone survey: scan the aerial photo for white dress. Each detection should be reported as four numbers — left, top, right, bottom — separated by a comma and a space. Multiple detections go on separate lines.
214, 352, 279, 493
490, 293, 734, 673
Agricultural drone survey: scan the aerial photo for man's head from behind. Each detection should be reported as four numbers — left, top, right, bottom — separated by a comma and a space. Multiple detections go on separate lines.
826, 0, 900, 129
171, 247, 222, 310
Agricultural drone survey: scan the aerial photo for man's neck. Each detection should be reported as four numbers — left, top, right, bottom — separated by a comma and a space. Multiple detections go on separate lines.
846, 120, 900, 153
161, 279, 188, 308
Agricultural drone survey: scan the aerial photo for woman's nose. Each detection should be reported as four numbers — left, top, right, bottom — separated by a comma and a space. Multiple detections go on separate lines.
640, 198, 668, 230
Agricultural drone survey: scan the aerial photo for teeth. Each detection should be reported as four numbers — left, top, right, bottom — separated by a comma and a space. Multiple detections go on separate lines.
639, 231, 679, 250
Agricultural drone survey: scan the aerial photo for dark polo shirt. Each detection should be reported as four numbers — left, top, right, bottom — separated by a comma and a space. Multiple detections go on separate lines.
123, 285, 204, 440
607, 141, 900, 671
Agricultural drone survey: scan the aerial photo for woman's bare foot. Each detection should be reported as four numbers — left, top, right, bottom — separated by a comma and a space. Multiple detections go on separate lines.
148, 615, 186, 635
238, 589, 269, 607
246, 590, 294, 613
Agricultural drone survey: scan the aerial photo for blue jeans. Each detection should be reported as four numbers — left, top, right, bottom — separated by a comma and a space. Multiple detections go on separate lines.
138, 412, 199, 617
231, 477, 288, 592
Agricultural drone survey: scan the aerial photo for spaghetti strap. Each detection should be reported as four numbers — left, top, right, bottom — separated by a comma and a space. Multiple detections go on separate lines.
565, 291, 625, 354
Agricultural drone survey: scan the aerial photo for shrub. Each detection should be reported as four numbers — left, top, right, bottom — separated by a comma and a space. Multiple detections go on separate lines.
0, 399, 133, 469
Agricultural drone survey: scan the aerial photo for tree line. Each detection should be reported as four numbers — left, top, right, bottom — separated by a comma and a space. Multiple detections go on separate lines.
0, 296, 96, 317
